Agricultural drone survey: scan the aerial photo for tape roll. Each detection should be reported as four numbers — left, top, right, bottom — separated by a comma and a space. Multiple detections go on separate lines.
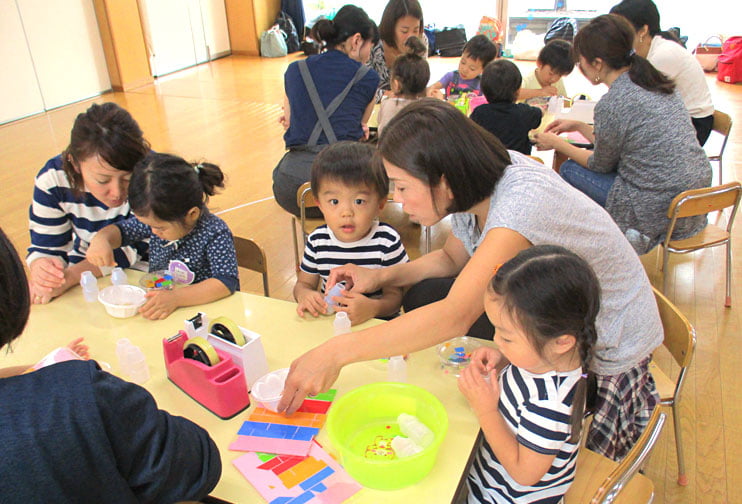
183, 336, 219, 366
210, 316, 246, 346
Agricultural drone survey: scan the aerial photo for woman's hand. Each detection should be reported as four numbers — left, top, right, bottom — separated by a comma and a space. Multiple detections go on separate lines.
139, 290, 179, 320
296, 290, 327, 318
543, 118, 585, 135
458, 361, 500, 417
277, 340, 344, 414
29, 257, 65, 296
532, 131, 567, 151
326, 264, 383, 294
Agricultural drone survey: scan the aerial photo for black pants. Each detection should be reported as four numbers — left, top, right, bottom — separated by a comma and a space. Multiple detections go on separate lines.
272, 148, 324, 218
402, 277, 495, 340
692, 114, 714, 147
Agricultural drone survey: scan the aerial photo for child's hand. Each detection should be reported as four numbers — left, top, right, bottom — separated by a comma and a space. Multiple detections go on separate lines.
139, 290, 179, 320
296, 290, 327, 318
334, 290, 374, 325
427, 88, 444, 100
458, 362, 500, 417
361, 123, 370, 140
542, 85, 559, 96
86, 236, 116, 268
469, 346, 503, 375
67, 337, 90, 359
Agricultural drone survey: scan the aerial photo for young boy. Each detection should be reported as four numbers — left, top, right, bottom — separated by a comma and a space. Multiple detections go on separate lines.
294, 142, 408, 325
518, 39, 574, 102
428, 35, 499, 99
471, 60, 542, 155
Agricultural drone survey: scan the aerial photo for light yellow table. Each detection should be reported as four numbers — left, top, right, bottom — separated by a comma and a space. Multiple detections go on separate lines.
8, 274, 484, 503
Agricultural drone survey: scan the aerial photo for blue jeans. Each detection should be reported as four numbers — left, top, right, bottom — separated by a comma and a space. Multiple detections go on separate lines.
559, 160, 617, 207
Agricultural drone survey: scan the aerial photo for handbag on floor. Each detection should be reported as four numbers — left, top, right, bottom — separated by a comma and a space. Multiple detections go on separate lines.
717, 36, 742, 84
693, 36, 723, 72
260, 25, 288, 58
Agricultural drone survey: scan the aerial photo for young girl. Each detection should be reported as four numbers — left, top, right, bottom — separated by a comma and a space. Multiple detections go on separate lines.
377, 36, 429, 135
458, 245, 599, 503
87, 153, 239, 320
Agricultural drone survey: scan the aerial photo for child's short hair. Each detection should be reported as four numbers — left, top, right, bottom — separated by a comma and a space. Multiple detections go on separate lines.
481, 60, 522, 104
391, 36, 430, 97
0, 227, 30, 348
538, 39, 575, 75
311, 142, 388, 200
463, 34, 499, 66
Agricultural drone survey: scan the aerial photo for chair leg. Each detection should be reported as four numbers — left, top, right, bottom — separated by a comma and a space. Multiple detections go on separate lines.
718, 158, 723, 185
424, 225, 431, 254
725, 241, 732, 308
661, 248, 670, 294
292, 218, 299, 269
673, 401, 688, 486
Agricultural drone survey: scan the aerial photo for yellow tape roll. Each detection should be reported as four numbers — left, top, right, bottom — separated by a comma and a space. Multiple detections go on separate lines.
210, 316, 246, 346
183, 336, 220, 366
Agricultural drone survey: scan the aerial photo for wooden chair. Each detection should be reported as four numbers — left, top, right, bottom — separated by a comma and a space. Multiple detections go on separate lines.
564, 407, 666, 504
291, 182, 324, 268
233, 236, 269, 297
707, 110, 732, 184
659, 182, 742, 306
649, 287, 696, 486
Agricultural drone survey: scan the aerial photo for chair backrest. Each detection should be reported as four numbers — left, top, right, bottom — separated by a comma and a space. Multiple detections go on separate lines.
667, 182, 742, 220
296, 181, 318, 210
712, 109, 732, 137
233, 236, 269, 297
652, 287, 695, 369
592, 408, 666, 503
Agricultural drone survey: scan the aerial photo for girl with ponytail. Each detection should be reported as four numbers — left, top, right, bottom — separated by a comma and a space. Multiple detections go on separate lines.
459, 245, 599, 503
87, 152, 239, 319
534, 13, 711, 256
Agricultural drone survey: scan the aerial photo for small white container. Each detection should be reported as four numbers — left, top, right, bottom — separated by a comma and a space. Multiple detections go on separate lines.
98, 285, 146, 318
333, 311, 351, 336
250, 368, 289, 412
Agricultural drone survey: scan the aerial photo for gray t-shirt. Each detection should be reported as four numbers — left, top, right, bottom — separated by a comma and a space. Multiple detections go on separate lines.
451, 152, 663, 375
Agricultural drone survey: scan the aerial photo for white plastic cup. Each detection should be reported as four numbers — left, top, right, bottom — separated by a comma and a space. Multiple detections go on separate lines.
398, 413, 434, 448
111, 267, 127, 286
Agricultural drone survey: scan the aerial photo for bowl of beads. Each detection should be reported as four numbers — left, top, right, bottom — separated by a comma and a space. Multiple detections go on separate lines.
437, 336, 482, 376
326, 382, 448, 490
98, 285, 146, 318
139, 270, 175, 290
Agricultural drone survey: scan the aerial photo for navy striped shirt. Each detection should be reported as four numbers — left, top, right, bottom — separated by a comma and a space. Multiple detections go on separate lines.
300, 221, 408, 295
27, 155, 148, 268
467, 365, 582, 504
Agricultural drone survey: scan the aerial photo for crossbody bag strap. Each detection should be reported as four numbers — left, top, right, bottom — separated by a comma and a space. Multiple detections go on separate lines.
298, 60, 337, 145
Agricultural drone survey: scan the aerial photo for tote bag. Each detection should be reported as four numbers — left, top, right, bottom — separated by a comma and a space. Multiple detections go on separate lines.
260, 25, 288, 58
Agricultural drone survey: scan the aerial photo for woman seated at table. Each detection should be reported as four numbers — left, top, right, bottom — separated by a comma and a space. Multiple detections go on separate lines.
0, 227, 221, 501
272, 5, 379, 218
279, 99, 662, 462
610, 0, 715, 145
534, 14, 711, 255
28, 102, 150, 304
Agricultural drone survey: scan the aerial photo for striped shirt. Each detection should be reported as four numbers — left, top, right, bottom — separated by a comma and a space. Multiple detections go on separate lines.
300, 221, 408, 295
27, 155, 148, 268
467, 365, 582, 504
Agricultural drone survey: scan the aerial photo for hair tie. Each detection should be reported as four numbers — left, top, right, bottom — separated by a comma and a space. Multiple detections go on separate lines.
628, 48, 636, 58
194, 163, 202, 174
581, 373, 588, 379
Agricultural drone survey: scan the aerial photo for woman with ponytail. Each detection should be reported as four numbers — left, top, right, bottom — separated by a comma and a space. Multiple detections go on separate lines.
534, 14, 711, 255
459, 245, 599, 503
273, 5, 380, 217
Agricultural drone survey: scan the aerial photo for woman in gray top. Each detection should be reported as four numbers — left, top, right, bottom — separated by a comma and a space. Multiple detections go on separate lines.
278, 99, 662, 462
534, 14, 711, 255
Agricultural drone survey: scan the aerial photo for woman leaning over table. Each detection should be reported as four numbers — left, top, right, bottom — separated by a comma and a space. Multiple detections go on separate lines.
28, 102, 149, 304
279, 98, 662, 462
534, 14, 712, 255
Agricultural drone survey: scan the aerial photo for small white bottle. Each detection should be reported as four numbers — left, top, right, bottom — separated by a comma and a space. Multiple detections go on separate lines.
333, 311, 351, 336
391, 436, 423, 458
388, 355, 407, 383
125, 345, 150, 384
80, 271, 99, 302
398, 413, 434, 448
111, 267, 127, 286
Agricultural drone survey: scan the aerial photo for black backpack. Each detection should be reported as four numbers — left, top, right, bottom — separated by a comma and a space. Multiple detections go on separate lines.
544, 17, 578, 44
435, 27, 467, 57
276, 11, 300, 53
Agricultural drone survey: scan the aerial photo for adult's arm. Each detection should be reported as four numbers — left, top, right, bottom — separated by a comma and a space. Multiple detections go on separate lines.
278, 227, 532, 414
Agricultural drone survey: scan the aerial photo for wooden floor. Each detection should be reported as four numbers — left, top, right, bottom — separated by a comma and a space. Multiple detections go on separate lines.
1, 54, 740, 503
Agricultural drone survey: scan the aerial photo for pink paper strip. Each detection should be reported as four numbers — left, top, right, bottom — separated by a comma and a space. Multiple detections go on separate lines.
230, 435, 312, 457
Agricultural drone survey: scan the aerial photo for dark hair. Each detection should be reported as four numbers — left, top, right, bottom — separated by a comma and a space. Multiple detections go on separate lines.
310, 5, 379, 49
609, 0, 680, 43
377, 98, 511, 214
573, 14, 674, 94
390, 36, 430, 97
128, 153, 225, 222
481, 60, 522, 104
0, 228, 30, 349
489, 245, 600, 443
62, 102, 150, 193
464, 35, 499, 67
311, 142, 388, 200
378, 0, 424, 50
538, 39, 575, 75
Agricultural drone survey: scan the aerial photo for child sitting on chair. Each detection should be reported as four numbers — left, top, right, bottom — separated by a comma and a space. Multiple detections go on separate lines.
294, 142, 408, 325
471, 60, 543, 155
428, 35, 499, 100
87, 153, 239, 320
518, 39, 575, 103
377, 36, 429, 135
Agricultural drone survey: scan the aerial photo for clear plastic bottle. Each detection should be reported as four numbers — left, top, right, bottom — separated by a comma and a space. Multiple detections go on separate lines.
398, 413, 434, 448
80, 270, 99, 302
324, 283, 346, 314
333, 311, 351, 336
111, 267, 127, 286
126, 346, 150, 384
391, 435, 423, 458
388, 355, 407, 382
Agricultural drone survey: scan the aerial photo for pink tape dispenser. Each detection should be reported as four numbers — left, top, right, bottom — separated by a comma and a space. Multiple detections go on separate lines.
163, 330, 250, 419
